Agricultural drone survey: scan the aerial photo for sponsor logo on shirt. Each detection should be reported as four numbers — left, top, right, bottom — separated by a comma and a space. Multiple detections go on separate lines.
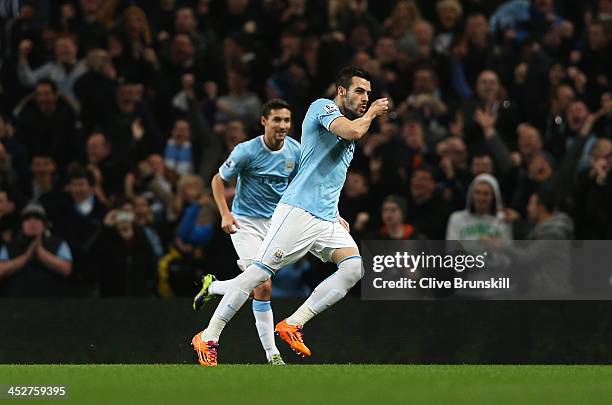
224, 159, 235, 169
323, 103, 338, 114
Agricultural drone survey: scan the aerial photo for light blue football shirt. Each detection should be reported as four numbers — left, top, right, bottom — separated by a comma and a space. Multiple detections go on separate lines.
219, 135, 301, 219
280, 98, 354, 221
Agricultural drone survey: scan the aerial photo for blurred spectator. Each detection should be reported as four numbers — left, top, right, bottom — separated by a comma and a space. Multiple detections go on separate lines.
24, 155, 63, 212
490, 0, 573, 46
220, 119, 249, 155
176, 191, 216, 247
168, 174, 206, 222
164, 118, 195, 176
506, 187, 573, 295
74, 49, 117, 132
370, 194, 424, 240
0, 190, 19, 244
215, 67, 262, 129
461, 70, 518, 150
412, 19, 436, 61
542, 83, 575, 160
171, 6, 220, 62
124, 155, 175, 225
339, 170, 377, 238
104, 82, 163, 163
110, 6, 154, 83
14, 79, 80, 172
0, 142, 18, 193
85, 132, 127, 204
446, 173, 512, 240
470, 153, 495, 177
61, 0, 112, 52
572, 138, 612, 239
95, 199, 157, 296
131, 195, 164, 258
374, 115, 437, 195
512, 151, 554, 215
157, 235, 205, 297
434, 0, 463, 56
54, 164, 107, 287
171, 73, 219, 181
0, 113, 29, 189
396, 64, 449, 143
0, 203, 72, 297
383, 0, 421, 58
573, 19, 611, 108
17, 34, 86, 105
452, 12, 497, 97
437, 136, 471, 209
406, 166, 450, 239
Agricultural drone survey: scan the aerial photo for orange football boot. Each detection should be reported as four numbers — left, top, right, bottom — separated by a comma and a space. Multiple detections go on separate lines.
191, 332, 219, 366
275, 319, 311, 357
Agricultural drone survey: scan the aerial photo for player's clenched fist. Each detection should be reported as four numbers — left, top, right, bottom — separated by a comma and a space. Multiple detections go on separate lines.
221, 213, 240, 234
369, 98, 389, 116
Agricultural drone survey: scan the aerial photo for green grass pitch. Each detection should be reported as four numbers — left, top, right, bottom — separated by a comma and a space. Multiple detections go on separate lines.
1, 365, 611, 404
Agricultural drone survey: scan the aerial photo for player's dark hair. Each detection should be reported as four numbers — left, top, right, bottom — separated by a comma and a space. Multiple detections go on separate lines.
335, 66, 371, 91
262, 98, 291, 118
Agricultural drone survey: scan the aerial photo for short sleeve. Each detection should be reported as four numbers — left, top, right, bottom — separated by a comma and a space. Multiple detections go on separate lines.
0, 246, 8, 261
313, 99, 344, 131
218, 143, 249, 181
56, 242, 73, 262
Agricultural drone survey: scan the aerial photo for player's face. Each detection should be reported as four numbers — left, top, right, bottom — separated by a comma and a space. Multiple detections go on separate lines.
262, 108, 291, 142
340, 77, 371, 119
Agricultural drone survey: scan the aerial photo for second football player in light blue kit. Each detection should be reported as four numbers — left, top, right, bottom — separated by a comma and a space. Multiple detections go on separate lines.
192, 67, 389, 365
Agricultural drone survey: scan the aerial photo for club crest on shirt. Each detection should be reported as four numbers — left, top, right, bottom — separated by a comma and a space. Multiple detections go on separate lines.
284, 158, 295, 173
323, 103, 338, 114
272, 248, 285, 263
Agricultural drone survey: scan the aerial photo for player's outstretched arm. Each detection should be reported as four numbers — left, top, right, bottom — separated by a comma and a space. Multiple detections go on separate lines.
330, 98, 389, 141
211, 173, 240, 234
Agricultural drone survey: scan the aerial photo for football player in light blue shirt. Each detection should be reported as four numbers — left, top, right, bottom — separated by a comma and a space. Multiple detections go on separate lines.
192, 67, 388, 366
194, 99, 300, 365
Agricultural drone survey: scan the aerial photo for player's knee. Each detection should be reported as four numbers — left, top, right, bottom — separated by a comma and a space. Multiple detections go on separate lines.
237, 264, 272, 294
253, 279, 272, 301
339, 257, 362, 288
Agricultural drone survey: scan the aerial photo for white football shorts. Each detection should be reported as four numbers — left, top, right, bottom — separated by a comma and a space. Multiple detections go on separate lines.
255, 203, 358, 272
230, 215, 272, 271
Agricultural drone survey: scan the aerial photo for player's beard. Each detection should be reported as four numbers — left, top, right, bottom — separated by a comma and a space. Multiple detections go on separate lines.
343, 95, 363, 120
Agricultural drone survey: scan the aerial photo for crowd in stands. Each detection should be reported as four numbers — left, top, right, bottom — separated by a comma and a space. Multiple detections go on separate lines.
0, 0, 611, 297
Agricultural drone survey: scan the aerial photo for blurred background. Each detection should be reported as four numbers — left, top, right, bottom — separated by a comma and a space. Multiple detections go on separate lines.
0, 0, 610, 301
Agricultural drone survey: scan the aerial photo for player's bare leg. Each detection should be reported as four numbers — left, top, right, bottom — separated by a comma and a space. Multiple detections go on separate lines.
276, 247, 362, 357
